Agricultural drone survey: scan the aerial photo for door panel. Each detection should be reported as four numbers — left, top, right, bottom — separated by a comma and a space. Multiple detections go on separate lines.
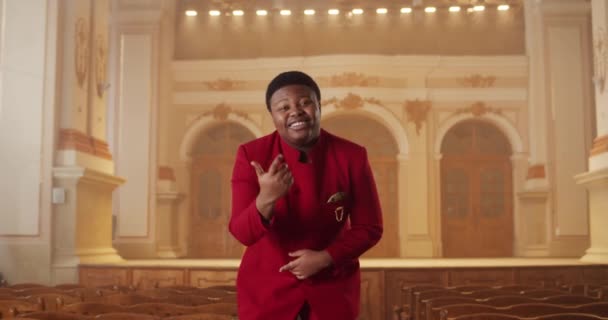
441, 158, 513, 257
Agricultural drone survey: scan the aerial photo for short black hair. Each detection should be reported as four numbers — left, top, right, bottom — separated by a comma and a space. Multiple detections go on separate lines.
265, 71, 321, 111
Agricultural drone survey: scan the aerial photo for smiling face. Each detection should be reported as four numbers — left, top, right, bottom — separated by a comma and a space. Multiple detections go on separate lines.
269, 84, 321, 151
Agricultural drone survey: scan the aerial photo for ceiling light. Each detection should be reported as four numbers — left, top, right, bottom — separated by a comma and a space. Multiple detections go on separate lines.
232, 10, 244, 16
424, 7, 436, 13
208, 10, 220, 16
328, 9, 340, 15
498, 4, 510, 11
280, 9, 291, 16
376, 8, 388, 14
304, 9, 315, 15
473, 5, 485, 11
256, 10, 267, 16
401, 7, 412, 13
185, 10, 198, 16
352, 8, 364, 15
449, 6, 461, 12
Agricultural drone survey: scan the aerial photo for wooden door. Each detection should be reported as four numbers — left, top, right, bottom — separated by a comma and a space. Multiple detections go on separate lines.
440, 121, 513, 257
188, 122, 254, 258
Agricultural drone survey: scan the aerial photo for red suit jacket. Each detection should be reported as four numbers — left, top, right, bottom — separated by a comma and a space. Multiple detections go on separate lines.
229, 129, 383, 320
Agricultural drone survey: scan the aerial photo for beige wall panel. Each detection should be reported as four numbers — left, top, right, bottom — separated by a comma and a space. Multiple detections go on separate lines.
132, 268, 185, 289
545, 21, 591, 237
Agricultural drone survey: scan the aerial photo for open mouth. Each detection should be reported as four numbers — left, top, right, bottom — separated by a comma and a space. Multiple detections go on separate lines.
288, 120, 309, 130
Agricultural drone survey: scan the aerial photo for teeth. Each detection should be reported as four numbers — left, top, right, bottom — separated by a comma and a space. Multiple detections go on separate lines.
289, 121, 306, 128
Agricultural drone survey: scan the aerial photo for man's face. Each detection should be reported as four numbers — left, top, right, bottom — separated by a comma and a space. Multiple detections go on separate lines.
269, 84, 321, 151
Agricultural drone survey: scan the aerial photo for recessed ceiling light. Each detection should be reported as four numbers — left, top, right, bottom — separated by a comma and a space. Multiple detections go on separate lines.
400, 7, 412, 13
304, 9, 315, 15
328, 9, 340, 15
498, 4, 510, 11
473, 5, 485, 11
449, 6, 461, 12
280, 9, 291, 16
424, 7, 436, 13
376, 8, 388, 14
232, 10, 244, 16
256, 10, 267, 16
208, 10, 220, 16
352, 8, 364, 15
185, 10, 197, 16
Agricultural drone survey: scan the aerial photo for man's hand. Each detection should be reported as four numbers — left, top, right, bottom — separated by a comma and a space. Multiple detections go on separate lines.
251, 154, 293, 220
279, 249, 333, 280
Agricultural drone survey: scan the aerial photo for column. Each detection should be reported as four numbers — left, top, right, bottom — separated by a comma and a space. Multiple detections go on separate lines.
52, 0, 124, 284
156, 166, 184, 258
576, 0, 608, 264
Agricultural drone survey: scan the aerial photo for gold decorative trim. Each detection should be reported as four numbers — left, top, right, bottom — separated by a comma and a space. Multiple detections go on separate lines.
74, 18, 89, 88
404, 99, 431, 135
526, 164, 546, 180
593, 27, 608, 93
460, 74, 496, 88
95, 35, 108, 98
58, 129, 113, 160
590, 134, 608, 157
200, 103, 250, 121
455, 101, 501, 117
203, 78, 246, 91
325, 72, 380, 87
323, 93, 383, 110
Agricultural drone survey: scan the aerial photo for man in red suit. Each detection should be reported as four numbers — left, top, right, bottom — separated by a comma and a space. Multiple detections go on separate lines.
229, 71, 383, 320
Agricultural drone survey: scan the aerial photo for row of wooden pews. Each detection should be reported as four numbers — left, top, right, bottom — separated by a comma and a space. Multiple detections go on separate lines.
0, 283, 237, 319
395, 282, 608, 320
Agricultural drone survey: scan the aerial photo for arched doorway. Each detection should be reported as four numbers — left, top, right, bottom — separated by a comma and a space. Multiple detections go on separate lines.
188, 121, 255, 258
324, 114, 399, 257
440, 120, 513, 257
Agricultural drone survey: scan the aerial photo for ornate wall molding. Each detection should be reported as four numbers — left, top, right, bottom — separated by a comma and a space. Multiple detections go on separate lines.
199, 103, 250, 121
95, 35, 108, 98
404, 99, 431, 136
74, 18, 89, 89
454, 101, 502, 117
202, 78, 246, 91
590, 134, 608, 157
322, 72, 381, 87
323, 93, 383, 110
460, 74, 496, 88
593, 27, 608, 93
58, 128, 112, 160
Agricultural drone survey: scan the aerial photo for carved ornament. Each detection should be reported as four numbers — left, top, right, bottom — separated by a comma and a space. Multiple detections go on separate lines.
460, 74, 496, 88
203, 78, 246, 91
95, 35, 108, 98
328, 72, 380, 87
404, 99, 431, 135
323, 93, 383, 110
593, 27, 608, 93
74, 18, 89, 89
200, 103, 249, 121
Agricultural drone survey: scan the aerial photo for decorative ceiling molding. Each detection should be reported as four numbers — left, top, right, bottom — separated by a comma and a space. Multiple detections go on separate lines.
404, 99, 431, 136
460, 74, 496, 88
323, 93, 383, 110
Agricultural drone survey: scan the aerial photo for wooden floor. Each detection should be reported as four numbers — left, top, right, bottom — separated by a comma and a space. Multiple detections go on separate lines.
79, 259, 608, 320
